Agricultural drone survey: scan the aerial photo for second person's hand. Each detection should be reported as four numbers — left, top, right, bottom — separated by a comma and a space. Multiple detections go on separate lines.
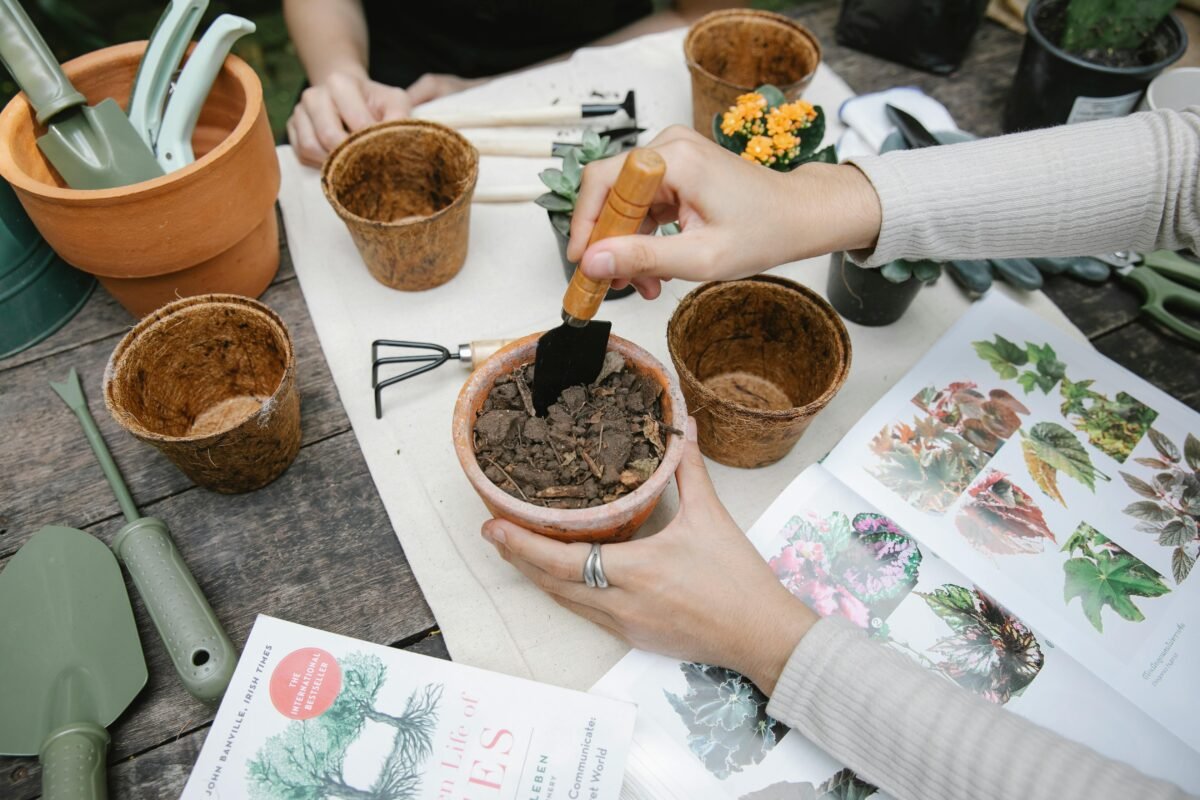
567, 126, 883, 299
287, 68, 414, 167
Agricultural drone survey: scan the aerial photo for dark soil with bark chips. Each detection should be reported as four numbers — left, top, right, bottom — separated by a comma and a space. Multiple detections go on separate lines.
473, 351, 678, 508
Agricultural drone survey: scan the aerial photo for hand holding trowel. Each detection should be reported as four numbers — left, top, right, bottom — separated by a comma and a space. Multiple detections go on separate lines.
532, 148, 665, 414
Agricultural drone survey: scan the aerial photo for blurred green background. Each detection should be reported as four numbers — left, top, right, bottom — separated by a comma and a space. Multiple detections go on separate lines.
0, 0, 799, 141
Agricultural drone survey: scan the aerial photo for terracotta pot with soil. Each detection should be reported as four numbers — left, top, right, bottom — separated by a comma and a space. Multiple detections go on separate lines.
323, 120, 478, 291
684, 9, 821, 139
105, 294, 300, 494
453, 333, 688, 543
668, 276, 851, 468
0, 42, 280, 317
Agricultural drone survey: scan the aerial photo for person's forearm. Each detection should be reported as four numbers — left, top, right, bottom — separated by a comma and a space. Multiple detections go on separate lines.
283, 0, 370, 84
767, 617, 1191, 800
846, 108, 1200, 266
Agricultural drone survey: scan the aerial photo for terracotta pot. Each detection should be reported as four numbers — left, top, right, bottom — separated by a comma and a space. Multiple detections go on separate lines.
322, 120, 478, 291
0, 42, 280, 317
105, 294, 301, 494
668, 277, 851, 468
453, 333, 688, 543
684, 9, 822, 139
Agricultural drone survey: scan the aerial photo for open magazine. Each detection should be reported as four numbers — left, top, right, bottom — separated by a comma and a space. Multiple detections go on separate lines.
182, 616, 635, 799
592, 293, 1200, 799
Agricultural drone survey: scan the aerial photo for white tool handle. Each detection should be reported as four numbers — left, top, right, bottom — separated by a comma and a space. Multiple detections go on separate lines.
156, 14, 255, 170
464, 131, 554, 158
472, 185, 545, 203
460, 338, 517, 368
127, 0, 208, 148
418, 104, 586, 128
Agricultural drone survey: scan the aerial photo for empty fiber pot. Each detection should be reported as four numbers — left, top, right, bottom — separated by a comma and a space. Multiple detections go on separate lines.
453, 333, 688, 543
668, 276, 851, 468
0, 42, 280, 317
104, 294, 300, 494
322, 120, 478, 291
684, 9, 822, 139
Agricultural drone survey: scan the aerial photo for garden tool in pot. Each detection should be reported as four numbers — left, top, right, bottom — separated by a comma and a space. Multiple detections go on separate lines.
126, 0, 208, 148
155, 13, 255, 170
372, 338, 517, 419
50, 368, 236, 705
0, 0, 164, 188
532, 147, 665, 415
0, 524, 148, 800
419, 90, 636, 129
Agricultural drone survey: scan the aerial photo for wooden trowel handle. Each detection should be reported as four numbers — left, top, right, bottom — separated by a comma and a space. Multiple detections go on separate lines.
562, 148, 666, 323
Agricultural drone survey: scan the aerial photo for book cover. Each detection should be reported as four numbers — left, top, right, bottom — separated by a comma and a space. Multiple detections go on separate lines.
183, 615, 635, 799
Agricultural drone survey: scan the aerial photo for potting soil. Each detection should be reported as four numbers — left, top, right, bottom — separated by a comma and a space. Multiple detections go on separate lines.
473, 352, 676, 509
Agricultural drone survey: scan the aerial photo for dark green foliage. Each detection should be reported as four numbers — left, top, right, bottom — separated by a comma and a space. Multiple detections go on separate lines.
711, 84, 833, 172
1062, 0, 1177, 53
972, 337, 1065, 394
1062, 522, 1171, 632
1059, 378, 1158, 463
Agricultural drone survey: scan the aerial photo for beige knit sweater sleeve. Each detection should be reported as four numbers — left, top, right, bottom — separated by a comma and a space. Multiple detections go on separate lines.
845, 108, 1200, 267
766, 616, 1194, 800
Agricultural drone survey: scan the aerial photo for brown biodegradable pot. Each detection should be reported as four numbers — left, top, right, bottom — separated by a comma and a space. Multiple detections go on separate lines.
668, 276, 851, 468
104, 294, 300, 494
0, 42, 280, 317
684, 9, 822, 138
453, 333, 688, 543
322, 120, 478, 291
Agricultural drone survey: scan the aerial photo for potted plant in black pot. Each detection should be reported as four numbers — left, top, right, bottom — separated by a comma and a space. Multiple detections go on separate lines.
826, 253, 943, 326
1004, 0, 1187, 132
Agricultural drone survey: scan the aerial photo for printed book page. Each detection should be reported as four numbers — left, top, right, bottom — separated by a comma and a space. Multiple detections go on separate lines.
182, 615, 635, 800
823, 292, 1200, 754
592, 465, 1200, 799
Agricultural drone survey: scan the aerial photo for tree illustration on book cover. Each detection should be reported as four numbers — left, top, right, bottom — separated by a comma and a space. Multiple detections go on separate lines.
955, 470, 1057, 555
1020, 422, 1111, 506
1119, 429, 1200, 584
248, 652, 443, 799
739, 768, 878, 799
914, 584, 1044, 704
664, 663, 788, 779
1062, 523, 1172, 633
768, 511, 922, 635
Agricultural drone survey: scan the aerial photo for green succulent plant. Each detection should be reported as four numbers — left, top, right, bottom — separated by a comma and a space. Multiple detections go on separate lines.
1062, 0, 1177, 54
534, 130, 619, 237
880, 259, 943, 285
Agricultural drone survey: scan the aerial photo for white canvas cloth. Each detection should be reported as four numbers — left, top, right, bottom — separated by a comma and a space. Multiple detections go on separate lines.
276, 28, 1083, 691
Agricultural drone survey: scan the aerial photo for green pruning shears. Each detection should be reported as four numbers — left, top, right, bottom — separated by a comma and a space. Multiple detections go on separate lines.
1094, 250, 1200, 345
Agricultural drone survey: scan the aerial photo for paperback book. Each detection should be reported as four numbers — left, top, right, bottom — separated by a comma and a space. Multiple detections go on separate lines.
592, 294, 1200, 799
182, 615, 635, 799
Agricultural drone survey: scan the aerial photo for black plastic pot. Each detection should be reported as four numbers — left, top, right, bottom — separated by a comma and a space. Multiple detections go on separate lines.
836, 0, 989, 75
1004, 0, 1187, 132
826, 251, 923, 326
549, 213, 635, 300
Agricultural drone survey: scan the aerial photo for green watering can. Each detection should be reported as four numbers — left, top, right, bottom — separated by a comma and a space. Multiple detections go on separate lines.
0, 525, 148, 800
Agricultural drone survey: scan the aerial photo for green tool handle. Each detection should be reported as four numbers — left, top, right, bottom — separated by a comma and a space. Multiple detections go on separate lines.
114, 517, 236, 705
0, 0, 85, 125
40, 722, 109, 800
70, 403, 139, 524
1126, 265, 1200, 345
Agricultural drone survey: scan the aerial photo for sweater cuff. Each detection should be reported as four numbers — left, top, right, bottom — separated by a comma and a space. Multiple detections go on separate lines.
766, 615, 862, 724
842, 154, 915, 268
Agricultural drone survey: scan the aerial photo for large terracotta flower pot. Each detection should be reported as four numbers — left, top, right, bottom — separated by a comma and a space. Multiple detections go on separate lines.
0, 42, 280, 317
453, 333, 688, 543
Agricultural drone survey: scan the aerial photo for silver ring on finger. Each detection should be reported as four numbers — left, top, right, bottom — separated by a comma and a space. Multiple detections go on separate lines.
592, 544, 609, 589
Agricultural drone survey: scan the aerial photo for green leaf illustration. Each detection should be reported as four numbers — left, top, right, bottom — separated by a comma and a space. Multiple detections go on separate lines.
1062, 523, 1171, 632
1020, 422, 1110, 497
1120, 471, 1159, 499
1123, 500, 1175, 522
1173, 547, 1197, 585
1149, 428, 1180, 463
973, 335, 1026, 380
1185, 433, 1200, 471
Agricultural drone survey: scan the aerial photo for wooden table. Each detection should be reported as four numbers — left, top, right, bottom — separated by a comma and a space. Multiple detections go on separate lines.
1, 4, 1196, 798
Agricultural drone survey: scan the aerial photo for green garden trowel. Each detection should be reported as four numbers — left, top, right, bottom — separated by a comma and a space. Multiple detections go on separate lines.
51, 368, 235, 705
0, 0, 163, 189
0, 525, 147, 800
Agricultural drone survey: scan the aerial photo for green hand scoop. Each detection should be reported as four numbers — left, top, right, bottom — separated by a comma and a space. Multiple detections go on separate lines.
51, 368, 236, 705
0, 525, 147, 800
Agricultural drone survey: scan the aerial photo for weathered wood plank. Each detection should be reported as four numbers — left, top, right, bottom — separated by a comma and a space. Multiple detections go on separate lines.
0, 431, 436, 799
0, 276, 350, 560
1040, 274, 1143, 339
1093, 317, 1200, 410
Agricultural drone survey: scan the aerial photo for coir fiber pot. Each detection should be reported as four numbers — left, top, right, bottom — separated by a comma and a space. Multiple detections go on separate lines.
104, 294, 300, 494
0, 42, 281, 317
322, 120, 478, 291
549, 212, 636, 300
1004, 0, 1187, 132
684, 9, 821, 139
668, 276, 851, 468
453, 333, 687, 543
826, 251, 923, 327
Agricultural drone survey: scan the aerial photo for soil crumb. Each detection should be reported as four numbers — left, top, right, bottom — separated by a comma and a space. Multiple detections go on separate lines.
473, 352, 677, 508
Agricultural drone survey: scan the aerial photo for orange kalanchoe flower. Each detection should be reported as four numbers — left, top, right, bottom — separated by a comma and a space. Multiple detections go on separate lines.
741, 135, 776, 164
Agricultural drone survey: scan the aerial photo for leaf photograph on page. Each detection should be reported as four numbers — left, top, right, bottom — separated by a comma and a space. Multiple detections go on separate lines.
247, 653, 443, 800
913, 382, 1030, 456
1120, 430, 1200, 583
954, 470, 1056, 555
1062, 523, 1172, 634
664, 663, 788, 780
973, 336, 1066, 395
740, 768, 878, 800
768, 511, 922, 634
868, 417, 992, 513
1059, 377, 1158, 463
1020, 422, 1111, 505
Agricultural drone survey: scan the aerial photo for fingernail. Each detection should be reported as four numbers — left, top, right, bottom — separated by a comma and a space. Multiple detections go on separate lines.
480, 521, 494, 542
490, 525, 507, 545
686, 416, 698, 442
588, 251, 616, 278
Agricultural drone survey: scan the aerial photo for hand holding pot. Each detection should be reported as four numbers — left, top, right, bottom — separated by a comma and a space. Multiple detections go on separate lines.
568, 126, 882, 299
287, 70, 414, 166
480, 418, 817, 694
